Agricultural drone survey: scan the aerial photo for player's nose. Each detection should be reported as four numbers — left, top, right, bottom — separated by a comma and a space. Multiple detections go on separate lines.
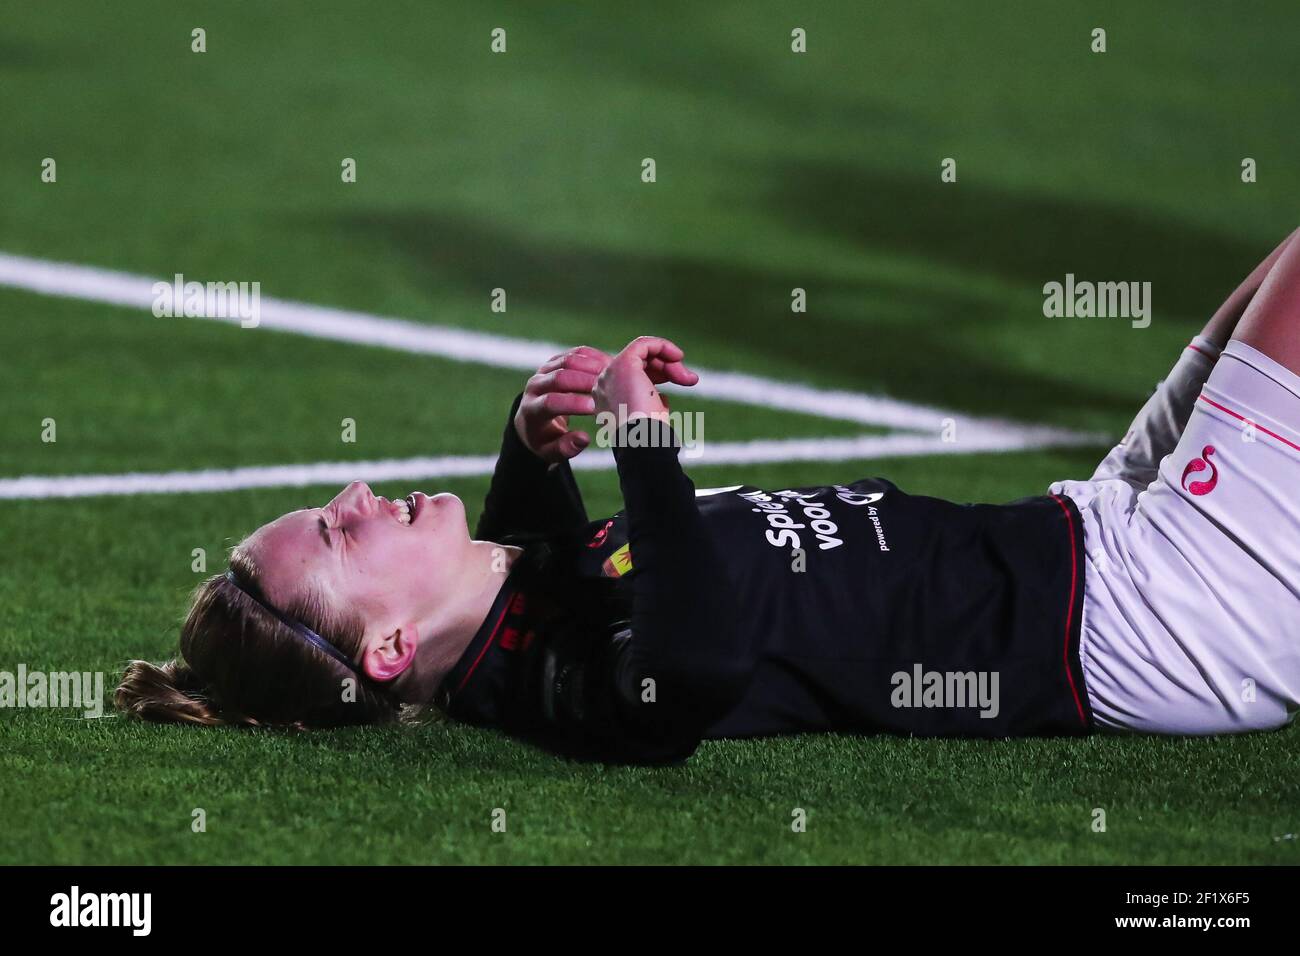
331, 480, 374, 511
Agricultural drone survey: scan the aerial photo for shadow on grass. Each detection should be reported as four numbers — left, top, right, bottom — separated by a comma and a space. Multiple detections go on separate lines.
326, 208, 1138, 424
752, 159, 1266, 320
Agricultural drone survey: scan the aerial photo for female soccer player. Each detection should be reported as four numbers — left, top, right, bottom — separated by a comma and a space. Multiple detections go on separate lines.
117, 229, 1300, 761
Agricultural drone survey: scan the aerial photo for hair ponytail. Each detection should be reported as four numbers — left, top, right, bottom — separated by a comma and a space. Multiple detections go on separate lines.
115, 658, 232, 726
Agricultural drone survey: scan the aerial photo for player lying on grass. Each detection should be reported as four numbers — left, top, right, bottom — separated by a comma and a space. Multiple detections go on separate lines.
119, 229, 1300, 761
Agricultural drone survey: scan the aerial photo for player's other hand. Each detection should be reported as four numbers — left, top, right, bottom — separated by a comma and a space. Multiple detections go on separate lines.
514, 346, 612, 463
594, 336, 699, 425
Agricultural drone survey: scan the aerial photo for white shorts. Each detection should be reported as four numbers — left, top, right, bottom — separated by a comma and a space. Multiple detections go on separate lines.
1052, 340, 1300, 734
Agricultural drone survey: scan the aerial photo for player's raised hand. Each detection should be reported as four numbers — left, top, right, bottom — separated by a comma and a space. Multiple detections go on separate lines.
594, 336, 699, 423
514, 346, 612, 463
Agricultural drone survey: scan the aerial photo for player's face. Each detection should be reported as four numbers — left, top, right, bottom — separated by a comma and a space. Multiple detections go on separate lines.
243, 481, 472, 631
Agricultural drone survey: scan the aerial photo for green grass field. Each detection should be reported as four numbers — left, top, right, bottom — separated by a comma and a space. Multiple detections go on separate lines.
2, 0, 1298, 864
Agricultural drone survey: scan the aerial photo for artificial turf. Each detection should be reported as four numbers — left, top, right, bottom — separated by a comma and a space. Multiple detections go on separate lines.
1, 0, 1298, 864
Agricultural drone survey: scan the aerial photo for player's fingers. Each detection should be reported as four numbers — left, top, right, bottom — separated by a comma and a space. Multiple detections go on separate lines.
570, 345, 613, 364
528, 368, 599, 396
551, 367, 599, 394
621, 335, 686, 365
646, 357, 699, 387
645, 358, 671, 383
540, 391, 597, 416
538, 346, 612, 375
559, 353, 609, 376
556, 430, 591, 459
663, 362, 699, 386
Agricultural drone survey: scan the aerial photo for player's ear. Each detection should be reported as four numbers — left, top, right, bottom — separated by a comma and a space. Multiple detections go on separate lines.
360, 624, 418, 682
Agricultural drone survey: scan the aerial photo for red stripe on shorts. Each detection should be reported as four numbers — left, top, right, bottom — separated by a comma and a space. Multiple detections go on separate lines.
1197, 394, 1300, 454
1050, 494, 1088, 727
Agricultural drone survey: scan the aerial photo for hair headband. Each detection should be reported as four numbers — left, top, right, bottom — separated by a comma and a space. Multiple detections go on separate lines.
223, 569, 361, 675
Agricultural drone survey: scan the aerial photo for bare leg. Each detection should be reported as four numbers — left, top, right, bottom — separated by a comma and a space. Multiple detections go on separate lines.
1082, 228, 1300, 488
1233, 227, 1300, 373
1201, 226, 1300, 348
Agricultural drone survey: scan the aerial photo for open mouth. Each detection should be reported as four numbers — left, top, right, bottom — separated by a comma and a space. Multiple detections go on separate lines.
380, 491, 426, 526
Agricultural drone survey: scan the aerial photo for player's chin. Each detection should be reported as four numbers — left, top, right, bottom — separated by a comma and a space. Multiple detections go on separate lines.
421, 492, 467, 536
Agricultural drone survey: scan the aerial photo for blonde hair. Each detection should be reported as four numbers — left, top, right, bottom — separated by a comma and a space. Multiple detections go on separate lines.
116, 549, 399, 727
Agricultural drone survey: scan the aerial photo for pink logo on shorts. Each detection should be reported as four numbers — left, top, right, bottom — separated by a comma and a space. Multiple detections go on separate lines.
1180, 445, 1219, 496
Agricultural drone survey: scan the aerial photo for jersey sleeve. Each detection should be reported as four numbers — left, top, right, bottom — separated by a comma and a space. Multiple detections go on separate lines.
606, 418, 754, 757
474, 394, 590, 541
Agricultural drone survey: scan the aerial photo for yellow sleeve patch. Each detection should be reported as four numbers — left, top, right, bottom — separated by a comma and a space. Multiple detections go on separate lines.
601, 543, 634, 578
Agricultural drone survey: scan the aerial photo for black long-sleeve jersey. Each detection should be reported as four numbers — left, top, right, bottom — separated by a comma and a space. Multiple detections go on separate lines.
435, 397, 1093, 763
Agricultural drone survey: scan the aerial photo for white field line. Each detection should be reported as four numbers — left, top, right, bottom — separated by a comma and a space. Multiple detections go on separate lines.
0, 431, 1075, 500
0, 252, 1105, 499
